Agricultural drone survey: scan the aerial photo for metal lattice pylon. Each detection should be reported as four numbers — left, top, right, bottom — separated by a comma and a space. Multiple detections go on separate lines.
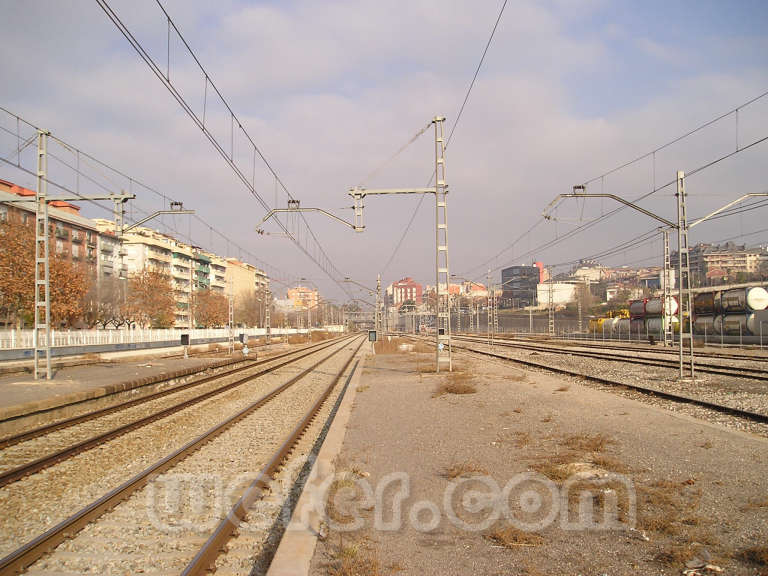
227, 280, 235, 355
265, 286, 271, 344
487, 272, 494, 347
34, 130, 51, 380
676, 172, 695, 379
434, 117, 452, 371
662, 228, 673, 347
548, 278, 555, 336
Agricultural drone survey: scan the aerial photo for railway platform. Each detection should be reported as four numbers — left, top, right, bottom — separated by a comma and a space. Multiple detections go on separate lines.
0, 343, 268, 430
296, 338, 768, 576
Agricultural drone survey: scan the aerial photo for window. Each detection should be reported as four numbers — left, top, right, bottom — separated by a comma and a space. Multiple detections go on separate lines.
72, 244, 80, 259
0, 206, 7, 222
55, 239, 64, 254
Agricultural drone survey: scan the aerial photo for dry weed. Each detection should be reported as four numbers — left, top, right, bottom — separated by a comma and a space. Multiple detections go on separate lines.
739, 546, 768, 566
654, 545, 695, 567
441, 460, 488, 479
530, 455, 573, 482
563, 433, 612, 452
374, 337, 431, 354
589, 454, 630, 474
554, 384, 570, 392
327, 536, 383, 576
637, 480, 702, 536
432, 371, 477, 396
514, 431, 531, 448
485, 525, 543, 548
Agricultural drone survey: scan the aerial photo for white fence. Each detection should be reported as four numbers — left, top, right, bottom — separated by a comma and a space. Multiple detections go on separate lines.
0, 325, 344, 350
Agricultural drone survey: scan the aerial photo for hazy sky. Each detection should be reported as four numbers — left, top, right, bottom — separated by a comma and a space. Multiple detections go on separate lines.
1, 0, 767, 300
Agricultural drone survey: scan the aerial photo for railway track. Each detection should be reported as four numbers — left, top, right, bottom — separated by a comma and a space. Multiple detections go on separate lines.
454, 335, 768, 382
0, 336, 353, 487
0, 334, 365, 575
0, 337, 342, 451
486, 333, 768, 362
443, 337, 768, 425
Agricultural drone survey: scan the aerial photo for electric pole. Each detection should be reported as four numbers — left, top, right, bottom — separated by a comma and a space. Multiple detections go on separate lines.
33, 130, 51, 381
21, 130, 136, 379
662, 228, 673, 347
676, 171, 695, 379
265, 286, 271, 344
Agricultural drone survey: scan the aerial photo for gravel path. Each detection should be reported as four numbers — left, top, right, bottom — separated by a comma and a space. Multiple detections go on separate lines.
0, 337, 355, 559
309, 348, 768, 576
455, 339, 768, 418
25, 338, 362, 575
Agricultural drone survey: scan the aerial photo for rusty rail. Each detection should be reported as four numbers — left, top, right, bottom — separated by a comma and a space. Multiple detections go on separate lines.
454, 335, 768, 381
444, 337, 768, 425
0, 336, 355, 488
0, 336, 348, 450
181, 338, 364, 575
0, 334, 363, 576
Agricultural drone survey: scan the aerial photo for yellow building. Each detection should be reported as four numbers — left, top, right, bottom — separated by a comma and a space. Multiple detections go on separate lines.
287, 285, 319, 310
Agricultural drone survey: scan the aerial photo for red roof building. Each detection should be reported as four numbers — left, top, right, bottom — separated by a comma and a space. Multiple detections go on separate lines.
391, 277, 422, 306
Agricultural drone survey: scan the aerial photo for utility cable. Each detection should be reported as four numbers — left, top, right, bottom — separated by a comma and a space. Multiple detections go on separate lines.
380, 0, 508, 275
95, 0, 354, 298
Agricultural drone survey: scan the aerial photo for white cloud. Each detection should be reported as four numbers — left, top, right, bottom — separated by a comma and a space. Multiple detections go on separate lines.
0, 0, 766, 295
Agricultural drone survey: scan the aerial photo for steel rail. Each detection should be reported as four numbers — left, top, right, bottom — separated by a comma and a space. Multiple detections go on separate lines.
445, 339, 768, 425
486, 333, 768, 362
0, 336, 355, 488
0, 335, 364, 576
0, 336, 346, 450
454, 335, 768, 381
181, 339, 364, 575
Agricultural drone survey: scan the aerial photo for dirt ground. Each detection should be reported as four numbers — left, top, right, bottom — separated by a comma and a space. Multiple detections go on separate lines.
308, 340, 768, 576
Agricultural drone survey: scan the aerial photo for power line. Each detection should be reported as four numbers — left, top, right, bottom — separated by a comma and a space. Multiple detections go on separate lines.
94, 0, 355, 298
581, 88, 768, 187
0, 106, 296, 287
380, 0, 508, 275
465, 130, 768, 282
446, 0, 507, 147
459, 87, 768, 280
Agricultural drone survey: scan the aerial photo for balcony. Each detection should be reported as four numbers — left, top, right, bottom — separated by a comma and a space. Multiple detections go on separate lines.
54, 227, 69, 240
87, 233, 97, 247
71, 230, 83, 243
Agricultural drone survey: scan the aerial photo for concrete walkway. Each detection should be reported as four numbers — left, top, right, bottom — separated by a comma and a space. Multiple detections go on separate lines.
304, 346, 768, 576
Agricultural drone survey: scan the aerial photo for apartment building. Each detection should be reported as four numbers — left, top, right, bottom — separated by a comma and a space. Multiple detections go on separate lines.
1, 178, 270, 328
0, 179, 103, 275
287, 286, 318, 310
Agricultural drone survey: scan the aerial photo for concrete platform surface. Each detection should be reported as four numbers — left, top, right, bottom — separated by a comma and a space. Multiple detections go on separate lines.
0, 355, 233, 424
307, 345, 768, 576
